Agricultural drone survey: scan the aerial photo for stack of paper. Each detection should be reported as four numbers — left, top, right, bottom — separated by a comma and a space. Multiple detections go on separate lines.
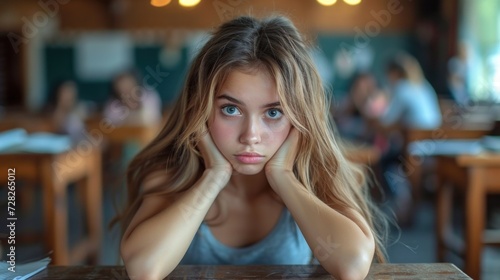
0, 257, 51, 280
481, 136, 500, 152
408, 139, 483, 157
0, 129, 71, 154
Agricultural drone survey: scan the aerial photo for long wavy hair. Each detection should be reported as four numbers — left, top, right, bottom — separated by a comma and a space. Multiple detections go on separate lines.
114, 15, 388, 262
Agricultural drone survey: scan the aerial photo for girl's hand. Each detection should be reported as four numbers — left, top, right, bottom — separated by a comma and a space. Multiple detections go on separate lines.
265, 127, 300, 179
198, 128, 233, 181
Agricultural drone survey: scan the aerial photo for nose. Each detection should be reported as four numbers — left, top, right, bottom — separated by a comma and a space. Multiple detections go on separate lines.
239, 117, 261, 145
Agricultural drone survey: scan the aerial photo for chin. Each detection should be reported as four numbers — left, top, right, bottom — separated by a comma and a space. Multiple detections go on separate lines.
232, 164, 265, 175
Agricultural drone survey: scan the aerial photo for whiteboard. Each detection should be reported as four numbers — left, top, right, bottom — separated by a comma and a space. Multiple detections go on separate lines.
75, 32, 133, 81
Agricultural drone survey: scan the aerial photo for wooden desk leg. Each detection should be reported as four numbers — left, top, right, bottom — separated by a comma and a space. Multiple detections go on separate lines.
85, 149, 102, 264
436, 169, 453, 262
465, 167, 485, 280
407, 156, 422, 220
41, 158, 69, 265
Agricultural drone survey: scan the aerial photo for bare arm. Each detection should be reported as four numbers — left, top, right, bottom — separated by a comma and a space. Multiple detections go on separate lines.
122, 125, 232, 280
268, 172, 375, 280
265, 128, 374, 280
120, 169, 229, 280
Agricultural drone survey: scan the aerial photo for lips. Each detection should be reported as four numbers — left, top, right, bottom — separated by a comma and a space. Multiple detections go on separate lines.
235, 152, 264, 164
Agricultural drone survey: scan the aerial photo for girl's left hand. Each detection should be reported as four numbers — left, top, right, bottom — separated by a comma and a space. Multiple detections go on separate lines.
265, 127, 300, 178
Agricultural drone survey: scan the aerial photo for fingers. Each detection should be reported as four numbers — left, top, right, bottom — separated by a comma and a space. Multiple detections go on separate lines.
286, 127, 300, 147
266, 127, 300, 172
197, 127, 232, 173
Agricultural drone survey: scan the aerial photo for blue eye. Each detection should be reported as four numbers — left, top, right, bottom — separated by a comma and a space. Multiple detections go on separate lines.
266, 108, 283, 119
221, 105, 241, 116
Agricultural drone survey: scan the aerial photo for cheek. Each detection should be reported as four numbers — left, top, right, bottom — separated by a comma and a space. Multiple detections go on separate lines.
266, 120, 291, 147
208, 116, 237, 149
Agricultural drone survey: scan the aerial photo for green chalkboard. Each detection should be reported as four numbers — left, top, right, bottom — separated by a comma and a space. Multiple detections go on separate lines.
44, 44, 189, 108
44, 33, 414, 108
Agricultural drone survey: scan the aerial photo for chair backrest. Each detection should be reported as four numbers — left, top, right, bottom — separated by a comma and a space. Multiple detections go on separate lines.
489, 120, 500, 136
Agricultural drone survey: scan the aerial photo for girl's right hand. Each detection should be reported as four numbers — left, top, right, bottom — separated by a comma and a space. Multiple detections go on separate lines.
198, 128, 233, 183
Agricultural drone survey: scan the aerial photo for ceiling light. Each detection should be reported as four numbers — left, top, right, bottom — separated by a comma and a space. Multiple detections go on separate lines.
317, 0, 337, 6
179, 0, 201, 7
343, 0, 361, 6
151, 0, 171, 7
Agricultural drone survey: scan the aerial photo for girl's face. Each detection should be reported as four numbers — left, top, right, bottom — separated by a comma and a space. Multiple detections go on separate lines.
208, 69, 292, 175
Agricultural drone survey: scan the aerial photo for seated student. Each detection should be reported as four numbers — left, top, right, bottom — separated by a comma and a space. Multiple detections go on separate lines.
103, 70, 162, 126
361, 53, 442, 224
46, 80, 87, 144
116, 15, 388, 280
373, 53, 442, 130
336, 72, 386, 144
447, 42, 471, 105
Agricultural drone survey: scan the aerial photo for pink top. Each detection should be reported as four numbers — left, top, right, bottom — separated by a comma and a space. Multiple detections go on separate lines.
103, 89, 162, 126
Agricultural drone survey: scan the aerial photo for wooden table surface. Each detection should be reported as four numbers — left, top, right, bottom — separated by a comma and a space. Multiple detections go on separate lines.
84, 115, 161, 147
30, 264, 471, 279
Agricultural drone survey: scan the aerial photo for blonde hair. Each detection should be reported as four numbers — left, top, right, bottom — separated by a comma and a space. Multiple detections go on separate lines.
114, 15, 387, 262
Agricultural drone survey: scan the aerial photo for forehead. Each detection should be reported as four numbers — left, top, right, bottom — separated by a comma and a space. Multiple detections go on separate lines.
217, 69, 278, 102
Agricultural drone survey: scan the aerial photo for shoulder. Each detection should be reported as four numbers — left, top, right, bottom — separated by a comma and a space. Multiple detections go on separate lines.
122, 170, 172, 240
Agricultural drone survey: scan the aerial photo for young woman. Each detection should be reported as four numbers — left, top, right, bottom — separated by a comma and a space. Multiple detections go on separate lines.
117, 15, 387, 280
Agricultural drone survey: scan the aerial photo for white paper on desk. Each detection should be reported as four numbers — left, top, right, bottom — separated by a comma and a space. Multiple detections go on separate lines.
0, 128, 28, 151
0, 130, 71, 154
0, 257, 50, 280
13, 133, 71, 153
481, 136, 500, 152
408, 139, 484, 157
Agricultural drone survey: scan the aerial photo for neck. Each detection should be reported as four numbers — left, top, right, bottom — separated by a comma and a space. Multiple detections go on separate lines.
223, 171, 272, 201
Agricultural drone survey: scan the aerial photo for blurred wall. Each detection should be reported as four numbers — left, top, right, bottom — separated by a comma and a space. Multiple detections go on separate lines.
1, 0, 426, 111
1, 0, 418, 32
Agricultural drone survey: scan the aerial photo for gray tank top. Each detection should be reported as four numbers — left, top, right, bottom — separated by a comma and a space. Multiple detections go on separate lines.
179, 207, 313, 265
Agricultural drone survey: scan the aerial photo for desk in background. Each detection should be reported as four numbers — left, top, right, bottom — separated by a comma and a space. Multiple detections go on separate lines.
30, 264, 471, 279
0, 112, 55, 133
436, 152, 500, 280
345, 144, 381, 166
403, 126, 492, 224
84, 115, 161, 148
0, 147, 102, 265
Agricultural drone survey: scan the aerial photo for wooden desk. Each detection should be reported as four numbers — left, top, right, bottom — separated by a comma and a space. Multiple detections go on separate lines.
436, 153, 500, 280
30, 264, 471, 279
0, 147, 102, 265
84, 116, 160, 148
345, 145, 381, 166
0, 112, 55, 133
403, 127, 491, 221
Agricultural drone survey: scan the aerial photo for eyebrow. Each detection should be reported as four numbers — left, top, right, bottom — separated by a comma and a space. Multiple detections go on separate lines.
217, 94, 281, 108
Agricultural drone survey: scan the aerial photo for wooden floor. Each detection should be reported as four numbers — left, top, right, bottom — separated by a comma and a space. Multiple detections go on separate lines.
2, 182, 500, 280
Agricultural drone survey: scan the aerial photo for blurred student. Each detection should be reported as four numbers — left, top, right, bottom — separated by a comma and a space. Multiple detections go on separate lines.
103, 70, 162, 126
362, 53, 442, 225
47, 80, 87, 144
447, 42, 471, 105
336, 72, 385, 144
369, 53, 442, 130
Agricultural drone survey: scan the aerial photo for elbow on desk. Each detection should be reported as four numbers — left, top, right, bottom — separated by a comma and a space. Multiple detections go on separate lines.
324, 262, 371, 280
321, 251, 373, 280
122, 255, 176, 280
121, 244, 177, 280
